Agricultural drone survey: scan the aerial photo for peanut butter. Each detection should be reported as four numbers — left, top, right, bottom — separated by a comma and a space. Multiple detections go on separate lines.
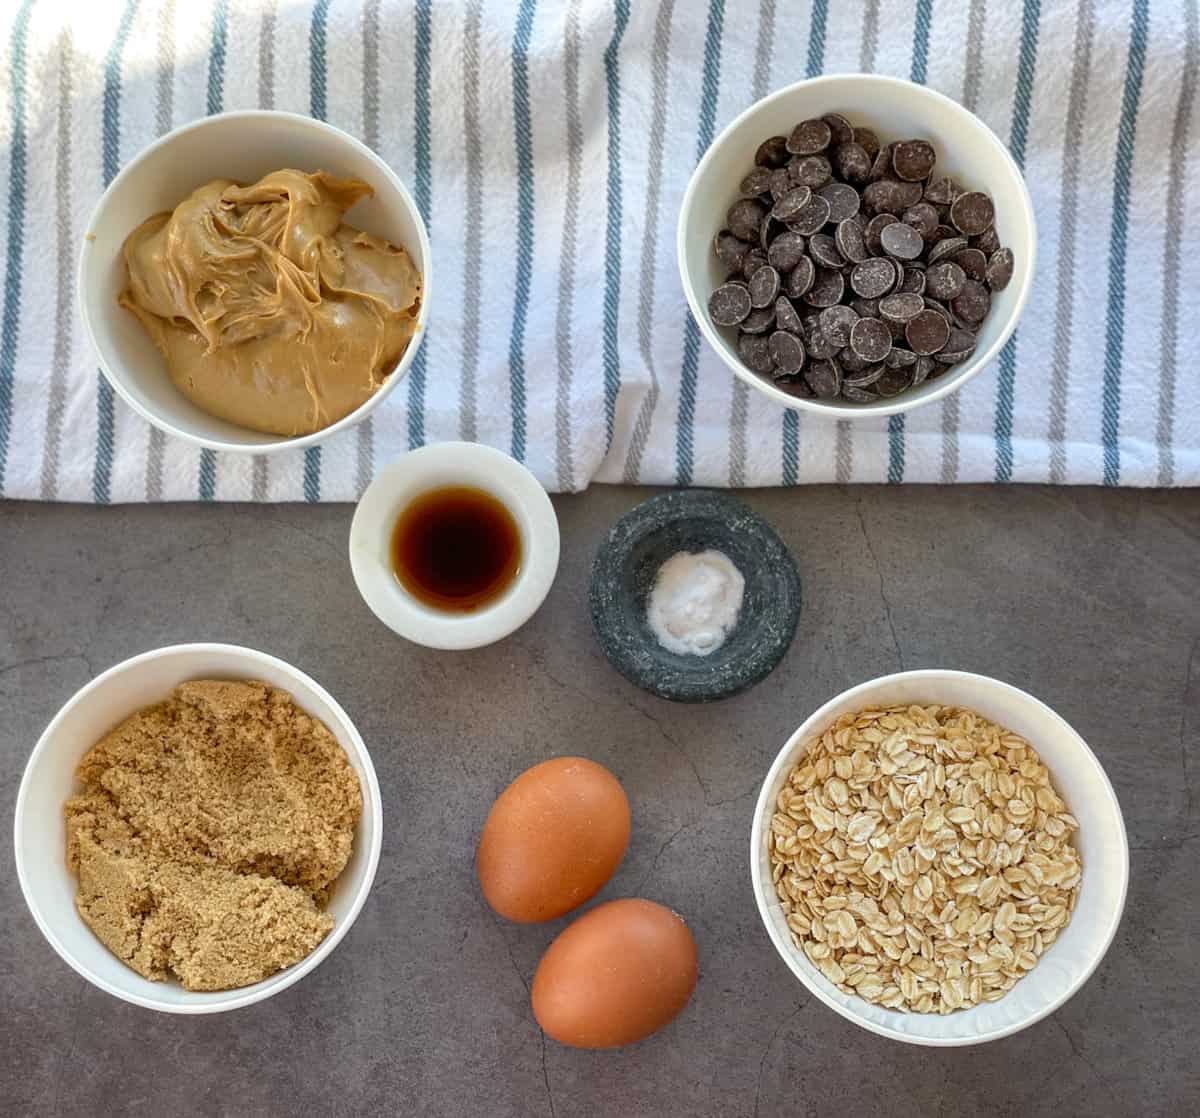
119, 169, 422, 437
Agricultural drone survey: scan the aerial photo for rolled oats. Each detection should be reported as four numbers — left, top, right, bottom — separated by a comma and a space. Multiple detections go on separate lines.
767, 704, 1082, 1014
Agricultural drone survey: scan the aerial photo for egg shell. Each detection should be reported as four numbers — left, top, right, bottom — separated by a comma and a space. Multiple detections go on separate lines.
476, 756, 631, 923
532, 898, 699, 1049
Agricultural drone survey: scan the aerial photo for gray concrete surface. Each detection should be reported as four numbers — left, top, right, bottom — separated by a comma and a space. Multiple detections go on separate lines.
1, 486, 1197, 1118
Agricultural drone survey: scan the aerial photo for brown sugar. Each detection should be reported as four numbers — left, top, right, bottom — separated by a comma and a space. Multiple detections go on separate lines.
65, 679, 362, 991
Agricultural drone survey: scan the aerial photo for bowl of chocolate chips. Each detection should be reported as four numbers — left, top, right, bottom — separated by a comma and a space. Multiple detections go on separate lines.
678, 74, 1036, 416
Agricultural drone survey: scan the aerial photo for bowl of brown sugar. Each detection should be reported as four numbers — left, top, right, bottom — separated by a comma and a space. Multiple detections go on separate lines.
14, 643, 382, 1014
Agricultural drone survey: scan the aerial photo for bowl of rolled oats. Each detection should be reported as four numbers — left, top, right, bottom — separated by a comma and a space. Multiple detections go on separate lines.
750, 670, 1128, 1045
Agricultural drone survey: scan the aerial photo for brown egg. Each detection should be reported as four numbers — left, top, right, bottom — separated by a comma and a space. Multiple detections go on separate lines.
532, 898, 699, 1049
476, 757, 630, 923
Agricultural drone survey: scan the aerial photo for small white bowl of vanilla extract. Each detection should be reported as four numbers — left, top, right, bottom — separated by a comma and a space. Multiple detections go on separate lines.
350, 442, 560, 650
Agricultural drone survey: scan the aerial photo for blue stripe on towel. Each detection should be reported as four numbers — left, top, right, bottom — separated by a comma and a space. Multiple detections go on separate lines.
508, 0, 537, 462
94, 0, 140, 505
0, 0, 34, 496
994, 0, 1041, 482
601, 0, 630, 454
1102, 0, 1148, 486
408, 0, 432, 450
676, 0, 725, 487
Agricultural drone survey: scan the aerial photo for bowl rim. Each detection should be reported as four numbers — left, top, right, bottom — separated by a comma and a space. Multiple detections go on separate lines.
13, 641, 384, 1014
677, 73, 1038, 420
748, 668, 1129, 1046
77, 108, 432, 455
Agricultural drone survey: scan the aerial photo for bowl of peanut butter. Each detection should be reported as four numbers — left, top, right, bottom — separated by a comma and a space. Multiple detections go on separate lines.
79, 110, 430, 455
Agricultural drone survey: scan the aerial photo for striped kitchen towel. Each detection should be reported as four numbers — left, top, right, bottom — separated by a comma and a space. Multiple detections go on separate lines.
0, 0, 1196, 501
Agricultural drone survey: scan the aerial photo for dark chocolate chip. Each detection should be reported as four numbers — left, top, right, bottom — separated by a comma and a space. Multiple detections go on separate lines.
822, 112, 855, 146
738, 332, 775, 374
784, 256, 816, 299
927, 235, 970, 265
952, 247, 988, 282
836, 217, 869, 264
774, 295, 804, 335
728, 198, 767, 241
786, 192, 832, 235
748, 265, 781, 308
905, 308, 951, 355
787, 118, 833, 155
841, 383, 881, 403
849, 316, 892, 363
885, 346, 918, 368
834, 142, 872, 185
973, 226, 1001, 254
950, 191, 995, 235
805, 358, 843, 398
923, 177, 958, 205
715, 230, 750, 273
819, 304, 859, 348
880, 221, 924, 260
755, 135, 790, 168
853, 127, 881, 161
863, 178, 906, 216
900, 266, 927, 295
850, 257, 895, 299
839, 346, 872, 373
790, 153, 833, 189
879, 292, 925, 323
741, 250, 768, 280
876, 365, 913, 397
770, 185, 814, 222
951, 278, 990, 325
868, 143, 894, 182
740, 167, 773, 197
809, 233, 845, 270
892, 139, 936, 182
805, 328, 842, 360
801, 266, 845, 307
902, 201, 940, 239
769, 329, 807, 374
819, 181, 862, 223
768, 167, 794, 200
739, 305, 776, 334
986, 247, 1014, 291
708, 283, 752, 326
767, 230, 808, 273
911, 355, 936, 386
925, 260, 966, 301
937, 328, 977, 363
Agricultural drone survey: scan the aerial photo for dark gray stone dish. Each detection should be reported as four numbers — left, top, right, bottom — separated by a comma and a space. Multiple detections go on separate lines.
588, 490, 801, 702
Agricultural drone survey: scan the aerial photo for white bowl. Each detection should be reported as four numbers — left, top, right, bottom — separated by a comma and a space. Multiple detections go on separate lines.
79, 110, 431, 454
13, 643, 383, 1014
678, 74, 1036, 418
750, 670, 1128, 1046
350, 442, 560, 650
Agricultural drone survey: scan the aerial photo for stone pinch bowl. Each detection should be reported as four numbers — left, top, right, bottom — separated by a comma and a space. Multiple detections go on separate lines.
589, 491, 801, 703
